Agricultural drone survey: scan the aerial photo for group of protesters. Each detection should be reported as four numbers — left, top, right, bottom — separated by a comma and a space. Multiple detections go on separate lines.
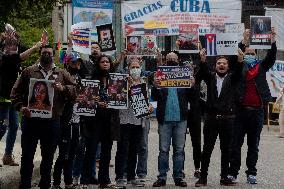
0, 22, 278, 189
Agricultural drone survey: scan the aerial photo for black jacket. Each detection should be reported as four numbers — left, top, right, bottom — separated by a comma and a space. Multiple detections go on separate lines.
151, 87, 190, 124
236, 42, 277, 106
195, 59, 243, 115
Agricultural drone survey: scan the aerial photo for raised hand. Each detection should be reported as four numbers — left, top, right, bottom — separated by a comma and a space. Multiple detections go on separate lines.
199, 48, 206, 63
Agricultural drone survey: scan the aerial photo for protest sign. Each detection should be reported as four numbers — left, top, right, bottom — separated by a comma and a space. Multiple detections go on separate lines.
28, 79, 54, 119
267, 60, 284, 98
130, 83, 150, 118
225, 23, 245, 43
75, 79, 100, 116
126, 35, 157, 56
107, 73, 128, 109
155, 66, 193, 88
121, 0, 242, 36
177, 24, 199, 53
72, 0, 113, 42
97, 24, 116, 53
71, 22, 92, 55
205, 33, 238, 56
250, 16, 272, 49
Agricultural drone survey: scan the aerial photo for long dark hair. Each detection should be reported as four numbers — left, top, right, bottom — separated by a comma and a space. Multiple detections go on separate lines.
29, 81, 51, 106
93, 54, 115, 79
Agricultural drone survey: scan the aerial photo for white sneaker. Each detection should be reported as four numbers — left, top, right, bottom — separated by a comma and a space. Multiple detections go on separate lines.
116, 179, 127, 187
129, 179, 145, 187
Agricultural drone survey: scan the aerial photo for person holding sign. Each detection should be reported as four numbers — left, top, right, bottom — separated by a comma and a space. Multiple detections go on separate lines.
229, 28, 277, 185
80, 55, 120, 189
152, 52, 190, 188
115, 58, 153, 188
194, 49, 244, 187
10, 45, 77, 189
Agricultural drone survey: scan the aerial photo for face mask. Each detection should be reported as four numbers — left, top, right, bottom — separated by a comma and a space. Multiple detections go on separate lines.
167, 61, 179, 66
244, 55, 257, 69
130, 68, 141, 79
40, 53, 53, 66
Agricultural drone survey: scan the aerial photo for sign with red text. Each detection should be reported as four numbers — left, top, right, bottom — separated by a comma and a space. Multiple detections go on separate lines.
250, 16, 272, 49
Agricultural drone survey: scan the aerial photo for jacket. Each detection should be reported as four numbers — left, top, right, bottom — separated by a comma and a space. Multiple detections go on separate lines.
151, 87, 190, 124
10, 64, 77, 119
195, 59, 243, 115
236, 42, 277, 106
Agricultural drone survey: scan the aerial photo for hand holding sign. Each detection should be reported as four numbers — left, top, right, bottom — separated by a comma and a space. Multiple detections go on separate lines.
271, 27, 276, 43
20, 107, 31, 118
199, 48, 206, 63
237, 48, 245, 63
242, 29, 250, 45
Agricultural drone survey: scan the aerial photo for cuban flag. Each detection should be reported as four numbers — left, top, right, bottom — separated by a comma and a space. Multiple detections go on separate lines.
205, 34, 217, 56
125, 21, 145, 36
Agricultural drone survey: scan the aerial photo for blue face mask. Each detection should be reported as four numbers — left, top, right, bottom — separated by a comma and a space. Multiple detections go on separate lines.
244, 55, 258, 69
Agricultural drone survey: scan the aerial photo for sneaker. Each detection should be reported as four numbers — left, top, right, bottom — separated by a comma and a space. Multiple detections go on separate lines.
220, 177, 237, 186
129, 179, 145, 187
227, 175, 238, 183
116, 179, 127, 187
73, 177, 79, 186
247, 175, 257, 184
137, 177, 146, 183
194, 170, 201, 179
195, 178, 207, 187
99, 183, 121, 189
153, 179, 166, 187
174, 178, 187, 187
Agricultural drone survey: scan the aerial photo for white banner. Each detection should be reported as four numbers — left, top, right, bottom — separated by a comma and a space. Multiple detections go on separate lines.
121, 0, 242, 36
267, 60, 284, 98
265, 8, 284, 51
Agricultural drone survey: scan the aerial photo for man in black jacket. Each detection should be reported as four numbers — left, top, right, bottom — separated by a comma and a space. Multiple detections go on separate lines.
195, 49, 244, 187
228, 28, 277, 185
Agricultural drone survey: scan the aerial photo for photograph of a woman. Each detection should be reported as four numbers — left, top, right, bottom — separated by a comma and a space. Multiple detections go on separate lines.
28, 80, 52, 111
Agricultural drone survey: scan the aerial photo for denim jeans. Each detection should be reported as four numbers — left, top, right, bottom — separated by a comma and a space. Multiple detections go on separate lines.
73, 137, 99, 179
229, 107, 264, 177
19, 118, 60, 189
136, 119, 150, 178
157, 120, 187, 180
0, 102, 19, 155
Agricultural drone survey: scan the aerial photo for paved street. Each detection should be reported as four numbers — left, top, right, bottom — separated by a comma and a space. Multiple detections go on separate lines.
1, 119, 284, 189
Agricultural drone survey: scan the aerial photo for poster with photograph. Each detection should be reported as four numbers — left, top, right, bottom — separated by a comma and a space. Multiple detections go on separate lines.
97, 24, 116, 53
177, 24, 199, 53
129, 83, 150, 118
250, 16, 272, 49
126, 35, 157, 56
28, 79, 54, 118
75, 79, 100, 116
107, 73, 128, 109
155, 66, 193, 88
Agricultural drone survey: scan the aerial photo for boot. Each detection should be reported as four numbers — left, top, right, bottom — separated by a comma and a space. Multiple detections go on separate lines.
2, 154, 19, 166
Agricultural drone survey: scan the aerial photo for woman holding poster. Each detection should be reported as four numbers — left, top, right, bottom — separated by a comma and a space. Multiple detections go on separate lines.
80, 54, 120, 189
115, 58, 153, 188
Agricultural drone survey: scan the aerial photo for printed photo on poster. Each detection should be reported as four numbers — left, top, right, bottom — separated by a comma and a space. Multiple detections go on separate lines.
97, 24, 116, 53
130, 83, 150, 118
75, 79, 100, 116
28, 79, 54, 118
126, 35, 157, 56
107, 73, 128, 109
250, 16, 272, 49
177, 24, 199, 53
155, 66, 193, 88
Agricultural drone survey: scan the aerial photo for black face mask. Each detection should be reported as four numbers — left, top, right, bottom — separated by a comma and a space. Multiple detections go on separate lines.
68, 66, 79, 75
166, 61, 179, 66
40, 53, 53, 66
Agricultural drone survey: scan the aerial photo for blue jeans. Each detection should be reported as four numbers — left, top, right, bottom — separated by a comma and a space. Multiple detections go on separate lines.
19, 118, 60, 189
229, 107, 264, 177
157, 121, 187, 180
73, 137, 99, 179
136, 119, 150, 178
0, 102, 19, 155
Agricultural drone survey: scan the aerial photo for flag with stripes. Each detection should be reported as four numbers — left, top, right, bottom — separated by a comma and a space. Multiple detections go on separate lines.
70, 23, 91, 55
124, 21, 145, 36
205, 34, 217, 56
